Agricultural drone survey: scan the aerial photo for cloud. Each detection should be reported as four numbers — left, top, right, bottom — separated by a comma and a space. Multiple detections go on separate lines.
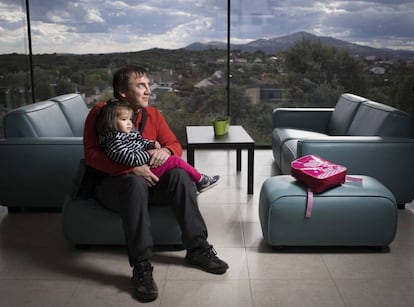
0, 0, 413, 54
319, 1, 414, 49
0, 1, 25, 28
231, 0, 414, 50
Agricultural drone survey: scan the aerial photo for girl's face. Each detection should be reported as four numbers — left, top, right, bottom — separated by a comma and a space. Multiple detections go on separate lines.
116, 108, 133, 133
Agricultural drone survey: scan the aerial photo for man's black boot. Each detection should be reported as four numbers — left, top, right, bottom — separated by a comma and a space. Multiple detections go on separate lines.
185, 245, 229, 274
132, 260, 158, 302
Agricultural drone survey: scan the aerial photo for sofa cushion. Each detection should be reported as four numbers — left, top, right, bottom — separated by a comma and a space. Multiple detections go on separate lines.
328, 93, 366, 135
4, 100, 74, 137
272, 128, 328, 167
280, 139, 299, 174
347, 100, 413, 137
51, 93, 89, 137
62, 196, 182, 246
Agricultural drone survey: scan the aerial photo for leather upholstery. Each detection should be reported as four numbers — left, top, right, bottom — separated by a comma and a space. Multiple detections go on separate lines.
328, 93, 366, 135
51, 93, 89, 137
259, 175, 397, 247
0, 94, 87, 208
347, 100, 413, 137
4, 100, 74, 137
62, 196, 182, 246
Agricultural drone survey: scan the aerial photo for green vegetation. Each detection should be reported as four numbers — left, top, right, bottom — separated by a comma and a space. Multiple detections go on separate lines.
1, 40, 413, 143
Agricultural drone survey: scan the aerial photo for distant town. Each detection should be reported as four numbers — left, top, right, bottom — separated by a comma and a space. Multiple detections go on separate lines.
1, 32, 413, 143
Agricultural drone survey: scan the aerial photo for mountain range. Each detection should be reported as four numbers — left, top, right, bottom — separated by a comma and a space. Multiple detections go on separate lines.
185, 31, 414, 60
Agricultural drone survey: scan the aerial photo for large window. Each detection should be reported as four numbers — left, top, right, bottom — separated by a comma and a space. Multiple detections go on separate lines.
1, 1, 414, 143
0, 0, 32, 137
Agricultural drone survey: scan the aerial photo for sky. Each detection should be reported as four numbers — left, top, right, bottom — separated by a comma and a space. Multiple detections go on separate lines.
0, 0, 413, 54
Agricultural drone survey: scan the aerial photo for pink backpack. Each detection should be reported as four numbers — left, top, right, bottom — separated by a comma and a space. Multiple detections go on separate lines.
291, 155, 361, 218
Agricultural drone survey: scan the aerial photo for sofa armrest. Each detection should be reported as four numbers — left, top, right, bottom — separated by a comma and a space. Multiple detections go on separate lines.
0, 137, 84, 208
297, 136, 414, 204
273, 108, 333, 133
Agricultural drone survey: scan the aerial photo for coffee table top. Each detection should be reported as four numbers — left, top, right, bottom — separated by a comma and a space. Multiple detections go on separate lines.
186, 125, 254, 146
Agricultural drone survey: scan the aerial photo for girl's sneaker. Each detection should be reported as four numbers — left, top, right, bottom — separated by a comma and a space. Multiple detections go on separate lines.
196, 174, 221, 193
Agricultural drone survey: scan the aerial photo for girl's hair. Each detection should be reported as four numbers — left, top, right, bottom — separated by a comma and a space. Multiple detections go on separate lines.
95, 98, 133, 136
112, 65, 147, 99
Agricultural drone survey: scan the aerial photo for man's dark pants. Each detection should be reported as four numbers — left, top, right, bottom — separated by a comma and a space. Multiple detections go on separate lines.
94, 168, 208, 266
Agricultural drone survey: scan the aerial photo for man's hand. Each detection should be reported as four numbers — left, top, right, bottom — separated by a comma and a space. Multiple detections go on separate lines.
149, 148, 171, 168
132, 165, 159, 187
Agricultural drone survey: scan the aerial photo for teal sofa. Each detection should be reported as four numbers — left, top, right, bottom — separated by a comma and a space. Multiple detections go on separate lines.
0, 93, 87, 210
272, 93, 414, 208
0, 93, 182, 246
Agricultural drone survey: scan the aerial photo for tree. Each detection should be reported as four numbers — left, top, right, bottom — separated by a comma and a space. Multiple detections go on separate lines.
280, 39, 367, 106
56, 78, 76, 95
157, 92, 181, 112
389, 66, 414, 116
190, 87, 227, 117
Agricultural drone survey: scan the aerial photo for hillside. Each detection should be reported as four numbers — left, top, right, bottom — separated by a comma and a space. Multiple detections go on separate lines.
186, 31, 414, 60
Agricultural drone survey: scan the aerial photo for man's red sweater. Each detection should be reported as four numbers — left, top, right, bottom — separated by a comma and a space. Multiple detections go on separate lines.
83, 101, 182, 176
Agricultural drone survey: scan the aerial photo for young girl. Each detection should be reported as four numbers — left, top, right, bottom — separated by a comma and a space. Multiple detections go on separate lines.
95, 99, 220, 193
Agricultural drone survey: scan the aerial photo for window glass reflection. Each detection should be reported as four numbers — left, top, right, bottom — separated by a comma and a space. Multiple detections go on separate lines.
1, 1, 413, 144
0, 0, 31, 137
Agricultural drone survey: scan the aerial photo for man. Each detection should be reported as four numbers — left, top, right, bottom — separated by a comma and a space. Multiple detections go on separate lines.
83, 64, 228, 302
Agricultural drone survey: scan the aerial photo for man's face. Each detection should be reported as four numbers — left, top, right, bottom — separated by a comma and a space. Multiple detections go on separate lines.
120, 72, 151, 110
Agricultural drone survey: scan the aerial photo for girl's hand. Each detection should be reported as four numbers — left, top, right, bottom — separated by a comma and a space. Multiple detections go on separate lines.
154, 141, 161, 149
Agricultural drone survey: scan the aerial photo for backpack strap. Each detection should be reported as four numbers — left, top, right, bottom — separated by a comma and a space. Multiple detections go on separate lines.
138, 108, 147, 134
305, 188, 313, 219
304, 176, 363, 219
345, 175, 363, 183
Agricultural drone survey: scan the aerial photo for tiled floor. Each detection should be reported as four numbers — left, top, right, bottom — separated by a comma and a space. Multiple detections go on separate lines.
1, 149, 414, 306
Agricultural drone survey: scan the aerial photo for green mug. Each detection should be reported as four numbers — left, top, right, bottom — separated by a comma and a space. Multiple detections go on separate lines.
212, 117, 230, 136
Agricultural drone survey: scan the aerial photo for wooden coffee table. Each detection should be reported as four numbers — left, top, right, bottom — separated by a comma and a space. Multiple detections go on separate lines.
185, 125, 255, 194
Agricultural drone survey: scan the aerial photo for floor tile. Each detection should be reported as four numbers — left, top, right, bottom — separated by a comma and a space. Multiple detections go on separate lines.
0, 280, 77, 307
198, 205, 244, 247
250, 279, 345, 307
335, 278, 414, 307
322, 253, 414, 279
246, 248, 332, 280
160, 279, 252, 307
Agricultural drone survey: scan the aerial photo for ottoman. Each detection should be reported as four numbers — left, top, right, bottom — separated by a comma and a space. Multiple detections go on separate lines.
259, 175, 397, 248
62, 195, 182, 247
